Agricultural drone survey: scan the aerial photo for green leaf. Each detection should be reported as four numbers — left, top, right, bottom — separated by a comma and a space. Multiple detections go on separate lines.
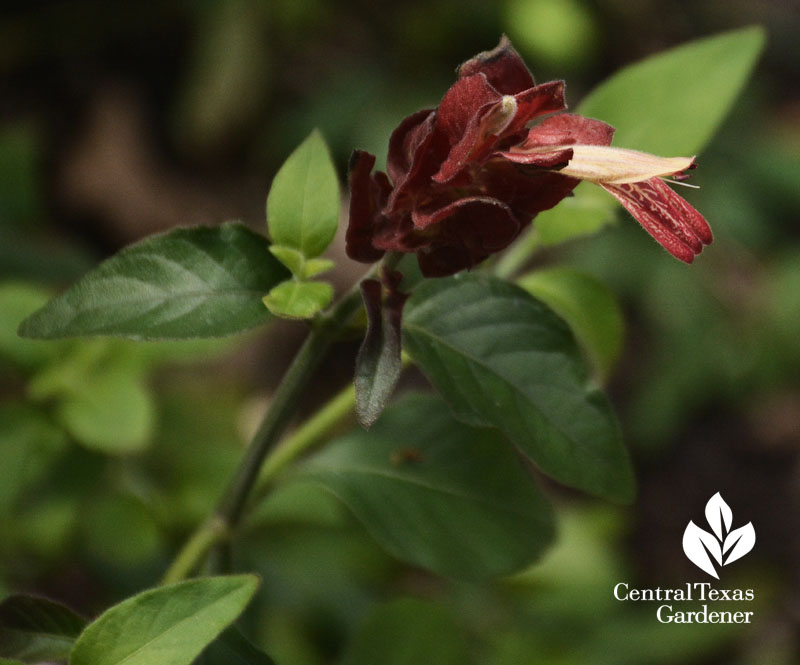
403, 274, 634, 502
0, 283, 71, 369
81, 493, 161, 566
533, 181, 618, 248
0, 404, 67, 512
578, 26, 766, 155
56, 365, 155, 454
354, 279, 403, 428
340, 598, 470, 665
196, 626, 275, 665
0, 594, 86, 662
69, 575, 259, 665
266, 129, 340, 259
18, 223, 289, 340
28, 343, 155, 454
301, 257, 336, 279
518, 267, 624, 382
262, 280, 333, 319
268, 246, 335, 280
300, 394, 555, 579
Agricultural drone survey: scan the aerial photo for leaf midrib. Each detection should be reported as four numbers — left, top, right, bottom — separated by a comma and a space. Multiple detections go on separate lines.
306, 463, 541, 523
403, 317, 613, 473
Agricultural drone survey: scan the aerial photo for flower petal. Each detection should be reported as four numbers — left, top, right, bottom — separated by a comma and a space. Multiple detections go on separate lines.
505, 81, 567, 135
345, 150, 389, 263
559, 145, 696, 184
520, 113, 615, 148
456, 35, 535, 95
412, 197, 521, 276
435, 73, 501, 148
386, 108, 435, 186
600, 178, 712, 263
483, 161, 581, 219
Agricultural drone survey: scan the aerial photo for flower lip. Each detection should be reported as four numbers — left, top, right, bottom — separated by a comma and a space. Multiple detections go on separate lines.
548, 145, 697, 184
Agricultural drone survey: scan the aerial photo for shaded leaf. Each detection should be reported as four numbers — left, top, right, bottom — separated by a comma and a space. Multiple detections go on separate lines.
0, 594, 85, 662
0, 404, 67, 511
70, 575, 259, 665
56, 365, 155, 454
300, 394, 555, 579
266, 129, 340, 259
339, 598, 469, 665
518, 267, 624, 381
354, 279, 404, 428
0, 283, 71, 369
196, 626, 275, 665
262, 280, 333, 319
19, 223, 288, 340
578, 26, 766, 155
403, 274, 634, 502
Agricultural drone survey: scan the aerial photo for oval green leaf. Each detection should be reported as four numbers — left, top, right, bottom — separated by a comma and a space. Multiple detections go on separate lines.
18, 223, 289, 340
403, 274, 634, 502
266, 129, 340, 260
262, 280, 333, 319
69, 575, 259, 665
0, 594, 85, 662
300, 394, 555, 579
518, 267, 624, 382
578, 26, 766, 155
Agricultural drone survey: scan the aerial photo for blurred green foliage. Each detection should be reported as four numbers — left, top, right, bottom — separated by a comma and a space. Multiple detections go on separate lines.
2, 1, 799, 664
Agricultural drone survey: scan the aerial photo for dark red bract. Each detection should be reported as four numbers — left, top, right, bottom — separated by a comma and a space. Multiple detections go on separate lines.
345, 36, 615, 277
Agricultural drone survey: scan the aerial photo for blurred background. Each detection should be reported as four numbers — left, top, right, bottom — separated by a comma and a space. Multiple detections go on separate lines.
1, 1, 799, 664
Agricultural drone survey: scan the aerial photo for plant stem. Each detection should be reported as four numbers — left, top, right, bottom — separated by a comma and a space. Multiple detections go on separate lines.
255, 383, 357, 496
161, 255, 401, 584
493, 226, 541, 279
162, 517, 228, 585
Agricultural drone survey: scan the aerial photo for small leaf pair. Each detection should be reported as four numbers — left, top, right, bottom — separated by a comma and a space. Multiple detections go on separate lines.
263, 130, 340, 319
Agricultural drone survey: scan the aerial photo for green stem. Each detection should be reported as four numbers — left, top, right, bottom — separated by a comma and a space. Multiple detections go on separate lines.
254, 383, 357, 498
161, 254, 401, 584
493, 226, 541, 279
251, 350, 412, 503
162, 517, 228, 585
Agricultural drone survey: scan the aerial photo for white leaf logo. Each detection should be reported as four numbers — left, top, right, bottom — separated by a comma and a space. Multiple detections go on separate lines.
682, 493, 755, 578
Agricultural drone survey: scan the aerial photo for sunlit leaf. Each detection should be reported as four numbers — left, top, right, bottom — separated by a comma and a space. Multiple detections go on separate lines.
262, 280, 333, 319
69, 576, 259, 665
266, 129, 340, 260
518, 267, 624, 381
578, 26, 766, 155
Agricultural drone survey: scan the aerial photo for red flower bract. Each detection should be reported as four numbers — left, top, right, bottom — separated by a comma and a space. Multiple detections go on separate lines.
346, 36, 711, 276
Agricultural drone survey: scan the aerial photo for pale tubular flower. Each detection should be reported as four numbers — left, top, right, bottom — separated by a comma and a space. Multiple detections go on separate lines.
550, 144, 712, 263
